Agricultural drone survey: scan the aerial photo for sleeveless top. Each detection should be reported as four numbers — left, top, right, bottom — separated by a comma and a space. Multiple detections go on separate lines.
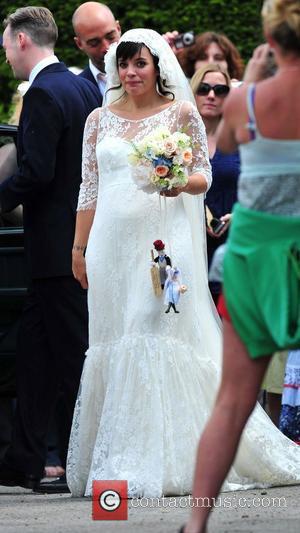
238, 84, 300, 215
206, 149, 239, 269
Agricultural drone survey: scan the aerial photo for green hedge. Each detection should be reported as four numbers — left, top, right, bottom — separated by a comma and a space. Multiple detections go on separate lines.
0, 0, 264, 122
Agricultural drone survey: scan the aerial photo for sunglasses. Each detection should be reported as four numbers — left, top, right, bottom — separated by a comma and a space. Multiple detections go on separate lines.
196, 82, 230, 97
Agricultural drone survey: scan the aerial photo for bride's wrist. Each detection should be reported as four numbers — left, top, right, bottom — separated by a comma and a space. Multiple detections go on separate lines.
72, 244, 87, 255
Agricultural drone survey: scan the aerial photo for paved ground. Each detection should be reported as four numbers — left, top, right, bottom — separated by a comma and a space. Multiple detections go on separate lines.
0, 485, 299, 532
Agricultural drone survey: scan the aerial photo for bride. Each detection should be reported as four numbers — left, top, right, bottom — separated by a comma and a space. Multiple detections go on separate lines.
67, 29, 300, 498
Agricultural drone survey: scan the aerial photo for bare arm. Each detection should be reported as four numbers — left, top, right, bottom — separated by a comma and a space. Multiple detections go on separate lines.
218, 43, 275, 154
72, 210, 95, 289
162, 171, 208, 197
216, 115, 238, 154
183, 171, 208, 194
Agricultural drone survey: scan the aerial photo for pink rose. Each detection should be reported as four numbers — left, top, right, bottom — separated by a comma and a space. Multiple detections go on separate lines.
164, 140, 177, 156
182, 149, 193, 165
155, 165, 169, 177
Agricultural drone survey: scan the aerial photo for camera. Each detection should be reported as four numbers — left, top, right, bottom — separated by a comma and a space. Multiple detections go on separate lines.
265, 49, 277, 77
210, 217, 226, 235
174, 31, 195, 50
205, 205, 226, 235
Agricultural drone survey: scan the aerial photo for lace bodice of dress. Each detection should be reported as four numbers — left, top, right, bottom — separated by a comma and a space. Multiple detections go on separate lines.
77, 100, 211, 210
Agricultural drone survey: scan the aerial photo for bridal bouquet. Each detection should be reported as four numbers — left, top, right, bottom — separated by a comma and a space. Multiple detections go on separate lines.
128, 127, 193, 193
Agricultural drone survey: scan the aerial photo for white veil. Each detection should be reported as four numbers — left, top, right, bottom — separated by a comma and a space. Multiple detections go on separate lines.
104, 28, 222, 341
104, 28, 195, 106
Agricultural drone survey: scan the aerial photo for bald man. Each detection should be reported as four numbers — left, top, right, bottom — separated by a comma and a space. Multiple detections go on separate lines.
72, 2, 121, 98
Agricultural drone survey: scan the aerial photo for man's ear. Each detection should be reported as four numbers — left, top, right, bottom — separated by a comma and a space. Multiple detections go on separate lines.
18, 32, 27, 50
74, 36, 83, 51
116, 20, 121, 38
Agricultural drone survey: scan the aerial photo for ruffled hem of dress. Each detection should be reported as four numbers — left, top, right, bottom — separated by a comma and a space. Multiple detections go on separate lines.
67, 334, 220, 498
67, 334, 300, 498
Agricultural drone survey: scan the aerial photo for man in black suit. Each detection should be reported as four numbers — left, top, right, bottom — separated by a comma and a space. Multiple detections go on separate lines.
72, 2, 121, 98
0, 6, 101, 491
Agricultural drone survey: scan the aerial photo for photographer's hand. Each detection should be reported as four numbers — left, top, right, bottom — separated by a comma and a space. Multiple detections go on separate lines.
162, 30, 180, 55
243, 43, 272, 82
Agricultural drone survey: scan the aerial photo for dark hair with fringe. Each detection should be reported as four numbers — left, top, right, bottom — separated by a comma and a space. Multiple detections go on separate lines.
107, 41, 175, 100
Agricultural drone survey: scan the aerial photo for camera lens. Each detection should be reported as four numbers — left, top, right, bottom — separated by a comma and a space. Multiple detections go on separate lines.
182, 31, 195, 46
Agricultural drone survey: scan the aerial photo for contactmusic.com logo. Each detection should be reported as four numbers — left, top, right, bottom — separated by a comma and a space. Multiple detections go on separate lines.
92, 480, 128, 520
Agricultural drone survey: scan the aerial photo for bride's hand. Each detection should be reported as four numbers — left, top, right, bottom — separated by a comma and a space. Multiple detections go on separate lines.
160, 187, 183, 197
72, 250, 88, 289
160, 173, 207, 196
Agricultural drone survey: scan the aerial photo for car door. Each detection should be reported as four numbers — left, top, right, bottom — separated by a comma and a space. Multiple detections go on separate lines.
0, 124, 26, 396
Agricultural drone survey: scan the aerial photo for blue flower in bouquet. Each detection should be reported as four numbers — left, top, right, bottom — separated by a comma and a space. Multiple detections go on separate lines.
153, 156, 173, 168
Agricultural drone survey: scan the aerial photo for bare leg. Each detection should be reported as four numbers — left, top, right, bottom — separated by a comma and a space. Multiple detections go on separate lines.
184, 320, 271, 533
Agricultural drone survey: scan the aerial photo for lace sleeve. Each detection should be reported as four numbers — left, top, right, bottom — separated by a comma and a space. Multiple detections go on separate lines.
177, 101, 212, 190
77, 108, 100, 210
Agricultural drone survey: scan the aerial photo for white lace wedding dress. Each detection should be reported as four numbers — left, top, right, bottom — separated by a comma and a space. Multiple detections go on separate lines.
67, 101, 300, 497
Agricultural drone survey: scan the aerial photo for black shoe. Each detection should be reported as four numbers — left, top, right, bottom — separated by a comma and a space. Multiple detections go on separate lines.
33, 474, 70, 494
165, 304, 171, 313
171, 303, 180, 313
0, 463, 40, 490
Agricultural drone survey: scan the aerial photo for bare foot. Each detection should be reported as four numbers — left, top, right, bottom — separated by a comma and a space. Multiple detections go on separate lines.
44, 466, 65, 478
183, 522, 207, 533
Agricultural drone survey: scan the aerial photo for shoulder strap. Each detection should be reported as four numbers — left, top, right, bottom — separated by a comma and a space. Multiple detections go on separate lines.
246, 83, 257, 140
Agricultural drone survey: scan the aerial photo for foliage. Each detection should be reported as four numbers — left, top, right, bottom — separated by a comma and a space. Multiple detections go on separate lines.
0, 0, 264, 122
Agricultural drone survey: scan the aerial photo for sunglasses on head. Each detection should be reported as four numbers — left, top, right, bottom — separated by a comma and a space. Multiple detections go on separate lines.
196, 82, 230, 97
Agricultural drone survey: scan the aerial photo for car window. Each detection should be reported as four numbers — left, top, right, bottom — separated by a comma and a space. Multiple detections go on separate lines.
0, 126, 23, 228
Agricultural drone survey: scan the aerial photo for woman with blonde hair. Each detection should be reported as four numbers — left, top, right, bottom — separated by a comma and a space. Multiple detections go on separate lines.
190, 64, 239, 303
183, 1, 300, 531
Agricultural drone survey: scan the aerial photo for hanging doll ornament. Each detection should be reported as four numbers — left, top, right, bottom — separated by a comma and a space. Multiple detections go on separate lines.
153, 240, 172, 289
150, 240, 171, 297
150, 240, 187, 311
164, 266, 187, 313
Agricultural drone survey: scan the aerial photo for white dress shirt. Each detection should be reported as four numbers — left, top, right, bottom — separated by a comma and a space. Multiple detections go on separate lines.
89, 59, 107, 96
28, 55, 60, 86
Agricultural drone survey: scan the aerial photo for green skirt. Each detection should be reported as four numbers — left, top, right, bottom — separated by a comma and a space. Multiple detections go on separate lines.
223, 203, 300, 358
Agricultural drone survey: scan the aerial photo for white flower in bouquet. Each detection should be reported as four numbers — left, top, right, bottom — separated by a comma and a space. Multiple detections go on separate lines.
129, 160, 157, 193
129, 128, 193, 194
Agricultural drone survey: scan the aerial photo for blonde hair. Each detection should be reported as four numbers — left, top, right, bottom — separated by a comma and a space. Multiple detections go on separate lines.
3, 6, 58, 48
262, 0, 300, 53
190, 63, 231, 96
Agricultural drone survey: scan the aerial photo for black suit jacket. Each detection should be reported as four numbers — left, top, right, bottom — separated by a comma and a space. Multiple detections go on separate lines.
0, 62, 101, 279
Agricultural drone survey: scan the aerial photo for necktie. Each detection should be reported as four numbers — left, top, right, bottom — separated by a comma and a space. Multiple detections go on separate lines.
97, 71, 107, 96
